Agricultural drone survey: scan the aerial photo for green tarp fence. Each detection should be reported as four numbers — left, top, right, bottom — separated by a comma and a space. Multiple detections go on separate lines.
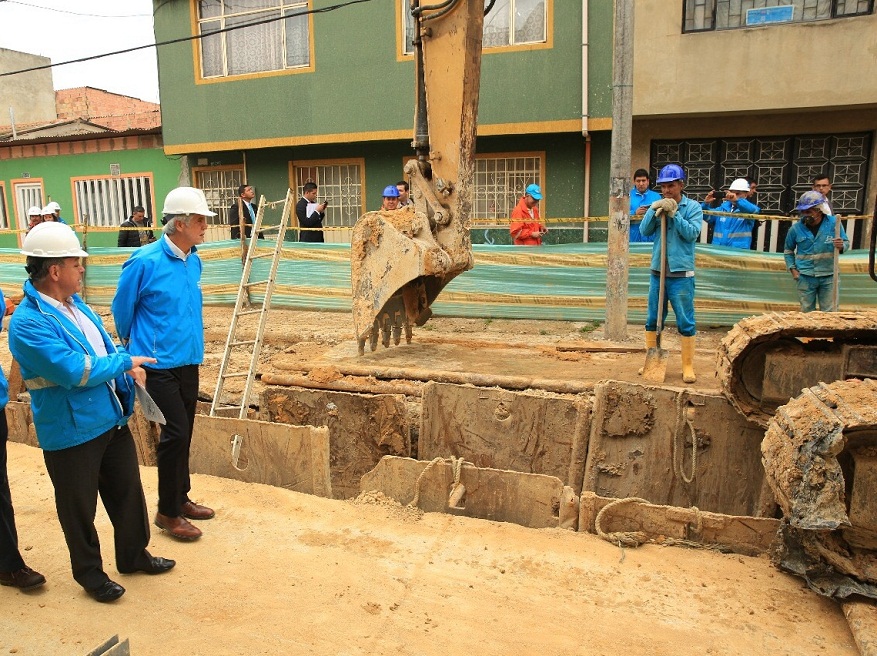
0, 240, 872, 327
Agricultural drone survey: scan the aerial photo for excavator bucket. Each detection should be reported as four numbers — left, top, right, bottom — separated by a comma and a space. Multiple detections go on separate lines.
350, 0, 484, 354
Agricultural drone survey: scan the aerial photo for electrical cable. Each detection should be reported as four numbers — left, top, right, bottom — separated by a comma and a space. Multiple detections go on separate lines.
0, 0, 374, 79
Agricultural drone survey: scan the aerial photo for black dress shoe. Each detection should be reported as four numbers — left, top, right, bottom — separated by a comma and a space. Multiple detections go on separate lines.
87, 580, 125, 603
0, 566, 46, 591
119, 556, 176, 575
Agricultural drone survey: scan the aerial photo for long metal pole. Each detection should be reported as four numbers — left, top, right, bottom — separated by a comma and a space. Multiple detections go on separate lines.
604, 0, 634, 341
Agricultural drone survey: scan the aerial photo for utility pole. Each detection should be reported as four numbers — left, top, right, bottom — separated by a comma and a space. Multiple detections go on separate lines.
604, 0, 634, 341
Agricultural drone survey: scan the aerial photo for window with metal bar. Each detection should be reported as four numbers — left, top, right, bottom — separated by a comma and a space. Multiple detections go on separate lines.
292, 160, 364, 242
73, 175, 155, 227
198, 0, 310, 78
474, 154, 543, 221
651, 131, 871, 251
683, 0, 873, 32
194, 166, 246, 227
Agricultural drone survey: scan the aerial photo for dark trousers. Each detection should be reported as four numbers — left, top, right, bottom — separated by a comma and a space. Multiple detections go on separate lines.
43, 425, 151, 590
0, 411, 26, 573
145, 365, 198, 518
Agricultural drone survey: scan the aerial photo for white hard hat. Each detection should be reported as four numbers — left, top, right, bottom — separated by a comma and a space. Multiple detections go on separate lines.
41, 206, 54, 215
729, 178, 750, 192
162, 187, 216, 217
21, 222, 88, 258
45, 201, 61, 212
27, 206, 42, 216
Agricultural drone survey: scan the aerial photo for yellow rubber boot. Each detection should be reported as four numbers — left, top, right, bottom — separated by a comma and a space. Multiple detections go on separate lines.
681, 335, 697, 384
637, 331, 658, 375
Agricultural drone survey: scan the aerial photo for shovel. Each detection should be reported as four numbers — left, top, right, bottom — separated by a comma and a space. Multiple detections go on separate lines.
641, 213, 668, 382
832, 216, 841, 311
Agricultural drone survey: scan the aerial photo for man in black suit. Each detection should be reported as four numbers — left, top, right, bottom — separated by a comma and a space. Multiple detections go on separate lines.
228, 184, 257, 240
296, 182, 327, 243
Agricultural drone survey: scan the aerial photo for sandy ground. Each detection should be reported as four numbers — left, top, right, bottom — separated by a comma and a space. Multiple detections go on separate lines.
0, 308, 858, 654
1, 441, 856, 656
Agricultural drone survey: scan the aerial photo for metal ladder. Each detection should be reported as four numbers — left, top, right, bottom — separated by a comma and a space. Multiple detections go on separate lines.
210, 189, 293, 419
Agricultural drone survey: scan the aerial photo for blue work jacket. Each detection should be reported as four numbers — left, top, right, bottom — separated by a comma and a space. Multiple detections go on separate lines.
8, 281, 134, 451
705, 198, 760, 249
639, 196, 704, 273
112, 236, 204, 369
629, 188, 661, 243
784, 215, 850, 277
0, 289, 9, 409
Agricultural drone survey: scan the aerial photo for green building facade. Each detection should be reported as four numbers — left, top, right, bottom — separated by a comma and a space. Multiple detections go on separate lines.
153, 0, 613, 244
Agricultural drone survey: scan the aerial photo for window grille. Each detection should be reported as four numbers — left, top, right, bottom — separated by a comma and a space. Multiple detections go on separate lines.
293, 160, 364, 242
194, 166, 246, 227
474, 154, 543, 221
198, 1, 310, 78
684, 0, 873, 32
651, 131, 871, 251
402, 0, 547, 55
73, 175, 154, 228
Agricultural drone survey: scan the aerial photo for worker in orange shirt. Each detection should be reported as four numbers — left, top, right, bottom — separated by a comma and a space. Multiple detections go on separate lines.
509, 184, 546, 245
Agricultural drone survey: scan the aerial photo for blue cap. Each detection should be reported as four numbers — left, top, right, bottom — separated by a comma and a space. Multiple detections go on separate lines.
525, 184, 542, 200
382, 185, 400, 198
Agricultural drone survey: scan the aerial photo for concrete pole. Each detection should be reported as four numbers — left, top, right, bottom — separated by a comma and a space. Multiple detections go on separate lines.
604, 0, 634, 341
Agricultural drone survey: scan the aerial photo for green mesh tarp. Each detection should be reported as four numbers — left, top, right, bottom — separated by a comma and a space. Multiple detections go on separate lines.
0, 240, 872, 327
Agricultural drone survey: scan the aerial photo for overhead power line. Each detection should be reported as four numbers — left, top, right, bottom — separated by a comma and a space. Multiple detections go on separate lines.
1, 0, 151, 18
0, 0, 374, 79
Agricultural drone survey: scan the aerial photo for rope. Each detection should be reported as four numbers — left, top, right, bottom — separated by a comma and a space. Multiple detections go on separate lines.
595, 497, 727, 552
673, 391, 698, 484
408, 455, 468, 508
595, 497, 651, 548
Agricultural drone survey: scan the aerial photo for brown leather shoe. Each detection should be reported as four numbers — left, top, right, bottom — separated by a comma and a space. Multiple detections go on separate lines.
154, 513, 202, 541
182, 500, 215, 520
0, 566, 46, 591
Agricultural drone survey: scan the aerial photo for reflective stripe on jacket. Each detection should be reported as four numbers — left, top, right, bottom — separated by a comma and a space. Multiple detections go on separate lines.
784, 215, 849, 277
639, 196, 703, 272
112, 236, 204, 369
8, 280, 134, 451
706, 198, 760, 249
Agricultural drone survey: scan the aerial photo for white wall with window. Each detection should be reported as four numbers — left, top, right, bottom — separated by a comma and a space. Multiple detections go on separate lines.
292, 160, 364, 243
401, 0, 547, 55
198, 0, 311, 78
72, 175, 155, 228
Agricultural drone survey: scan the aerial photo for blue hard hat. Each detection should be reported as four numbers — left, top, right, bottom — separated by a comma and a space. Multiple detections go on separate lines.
656, 164, 685, 184
525, 183, 542, 200
796, 190, 826, 212
382, 185, 400, 198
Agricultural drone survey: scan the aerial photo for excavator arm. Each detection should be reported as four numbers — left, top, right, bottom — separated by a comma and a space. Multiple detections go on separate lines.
350, 0, 484, 354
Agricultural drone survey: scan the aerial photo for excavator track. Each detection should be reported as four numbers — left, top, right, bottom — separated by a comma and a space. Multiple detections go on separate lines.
761, 378, 877, 598
717, 310, 877, 426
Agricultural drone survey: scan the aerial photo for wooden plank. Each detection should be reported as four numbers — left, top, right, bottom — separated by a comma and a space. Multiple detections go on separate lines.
583, 381, 771, 517
843, 600, 877, 656
578, 492, 779, 556
361, 456, 564, 529
419, 382, 588, 486
189, 415, 331, 497
261, 386, 410, 499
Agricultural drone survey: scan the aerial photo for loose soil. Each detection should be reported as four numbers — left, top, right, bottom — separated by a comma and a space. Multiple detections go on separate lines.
0, 308, 858, 655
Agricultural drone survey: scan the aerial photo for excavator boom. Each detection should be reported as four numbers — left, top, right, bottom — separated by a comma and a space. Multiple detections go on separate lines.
350, 0, 484, 354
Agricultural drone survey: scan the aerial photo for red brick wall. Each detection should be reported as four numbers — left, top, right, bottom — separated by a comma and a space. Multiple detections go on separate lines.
55, 87, 160, 131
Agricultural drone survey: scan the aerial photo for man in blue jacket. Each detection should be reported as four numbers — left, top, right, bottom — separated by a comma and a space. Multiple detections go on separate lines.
629, 168, 660, 243
8, 222, 174, 603
639, 164, 704, 384
113, 187, 215, 542
784, 190, 849, 312
702, 178, 760, 249
1, 288, 46, 593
